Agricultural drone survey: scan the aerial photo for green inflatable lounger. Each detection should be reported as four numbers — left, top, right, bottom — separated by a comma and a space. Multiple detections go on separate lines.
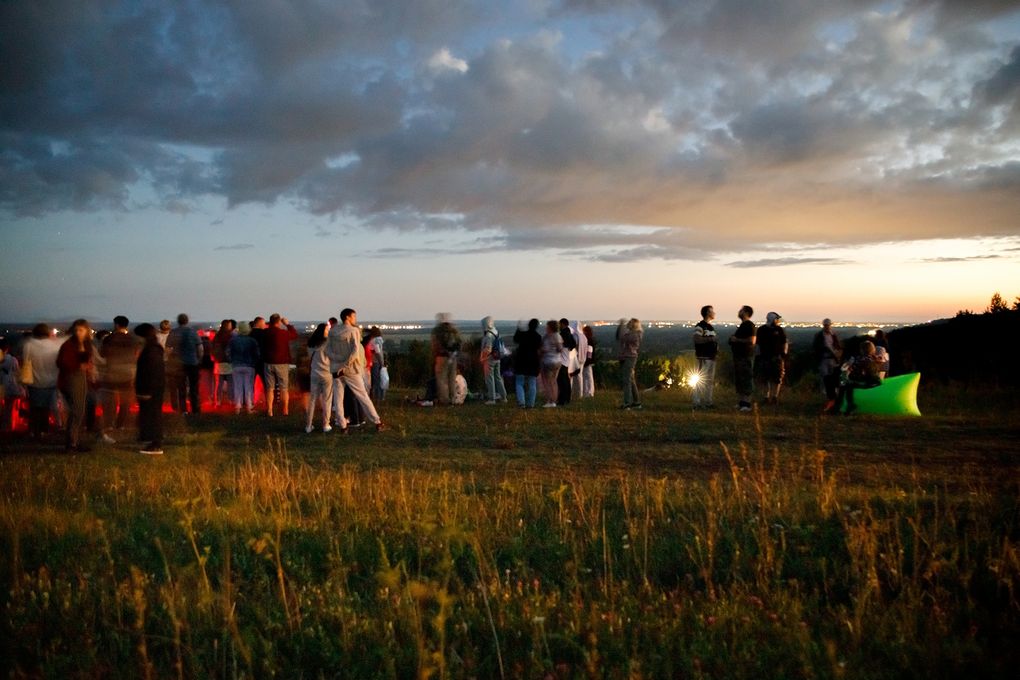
842, 372, 922, 416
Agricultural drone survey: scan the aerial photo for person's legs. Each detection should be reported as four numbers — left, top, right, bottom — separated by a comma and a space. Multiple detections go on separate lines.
542, 365, 559, 404
183, 364, 200, 414
343, 374, 381, 425
435, 357, 450, 405
734, 357, 753, 409
515, 375, 525, 406
264, 365, 278, 416
484, 360, 497, 402
276, 366, 290, 416
621, 357, 635, 406
556, 366, 571, 405
100, 388, 116, 433
332, 378, 347, 429
62, 376, 87, 450
138, 395, 154, 444
370, 362, 383, 402
445, 357, 458, 405
582, 365, 594, 397
571, 370, 582, 401
494, 361, 507, 400
526, 376, 537, 407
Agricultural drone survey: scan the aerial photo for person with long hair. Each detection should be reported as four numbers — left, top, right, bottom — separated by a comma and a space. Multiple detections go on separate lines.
305, 323, 333, 433
134, 323, 166, 455
56, 319, 95, 452
619, 318, 643, 410
540, 320, 564, 408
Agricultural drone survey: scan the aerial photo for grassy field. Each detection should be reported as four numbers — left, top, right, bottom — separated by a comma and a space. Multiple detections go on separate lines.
1, 381, 1018, 679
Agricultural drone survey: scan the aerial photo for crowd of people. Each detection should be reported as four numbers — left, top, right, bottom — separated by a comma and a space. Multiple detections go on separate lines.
0, 306, 890, 454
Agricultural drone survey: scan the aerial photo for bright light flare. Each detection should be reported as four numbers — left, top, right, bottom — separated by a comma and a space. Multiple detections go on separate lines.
686, 371, 701, 388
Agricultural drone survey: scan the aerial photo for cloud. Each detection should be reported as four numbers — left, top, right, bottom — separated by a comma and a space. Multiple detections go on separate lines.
2, 0, 1019, 255
725, 257, 854, 268
428, 48, 469, 74
213, 243, 254, 251
919, 254, 1003, 262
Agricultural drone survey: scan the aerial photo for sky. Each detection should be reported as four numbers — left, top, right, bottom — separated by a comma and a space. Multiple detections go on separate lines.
2, 0, 1019, 324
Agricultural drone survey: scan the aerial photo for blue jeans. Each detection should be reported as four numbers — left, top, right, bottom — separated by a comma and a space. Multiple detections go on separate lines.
515, 375, 537, 407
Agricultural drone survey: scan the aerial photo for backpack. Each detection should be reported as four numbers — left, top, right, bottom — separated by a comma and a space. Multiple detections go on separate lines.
488, 331, 506, 360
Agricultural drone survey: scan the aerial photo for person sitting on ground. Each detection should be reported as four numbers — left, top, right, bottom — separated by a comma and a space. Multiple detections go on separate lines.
831, 340, 884, 415
755, 311, 788, 405
134, 323, 166, 455
540, 320, 564, 408
480, 316, 508, 405
619, 318, 643, 410
305, 323, 333, 434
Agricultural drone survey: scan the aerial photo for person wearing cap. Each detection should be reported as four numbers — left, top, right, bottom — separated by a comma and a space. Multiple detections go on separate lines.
134, 323, 165, 455
813, 318, 842, 410
755, 312, 788, 405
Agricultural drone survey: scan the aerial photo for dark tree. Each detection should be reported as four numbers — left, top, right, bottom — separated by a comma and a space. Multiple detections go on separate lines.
986, 292, 1009, 314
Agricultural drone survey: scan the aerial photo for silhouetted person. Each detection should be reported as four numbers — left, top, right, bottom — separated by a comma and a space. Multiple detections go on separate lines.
134, 323, 166, 455
166, 313, 202, 414
729, 305, 756, 412
57, 319, 94, 452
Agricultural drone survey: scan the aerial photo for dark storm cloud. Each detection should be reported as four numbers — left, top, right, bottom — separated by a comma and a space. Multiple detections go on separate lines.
2, 0, 1019, 259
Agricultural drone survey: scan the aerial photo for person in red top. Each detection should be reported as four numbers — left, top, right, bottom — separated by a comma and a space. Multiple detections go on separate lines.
57, 319, 95, 452
263, 313, 298, 417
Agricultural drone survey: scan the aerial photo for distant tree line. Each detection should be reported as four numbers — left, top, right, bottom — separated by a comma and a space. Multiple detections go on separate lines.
956, 291, 1020, 317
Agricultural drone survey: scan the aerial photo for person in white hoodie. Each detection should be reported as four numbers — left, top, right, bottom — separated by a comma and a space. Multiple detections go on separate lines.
304, 323, 333, 434
568, 320, 588, 400
479, 316, 507, 405
20, 323, 62, 439
325, 308, 385, 432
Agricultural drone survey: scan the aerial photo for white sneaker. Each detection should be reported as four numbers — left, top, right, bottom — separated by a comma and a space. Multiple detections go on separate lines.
304, 425, 313, 434
484, 400, 497, 405
100, 433, 116, 444
323, 425, 332, 433
543, 402, 557, 408
139, 448, 163, 456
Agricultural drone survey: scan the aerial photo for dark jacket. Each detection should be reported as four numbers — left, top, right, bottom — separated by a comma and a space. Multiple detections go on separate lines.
227, 335, 260, 368
512, 329, 542, 377
57, 338, 93, 392
135, 339, 166, 397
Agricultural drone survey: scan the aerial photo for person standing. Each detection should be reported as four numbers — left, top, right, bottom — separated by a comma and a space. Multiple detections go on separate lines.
755, 312, 788, 405
227, 321, 260, 414
262, 313, 298, 417
556, 318, 577, 406
513, 319, 542, 408
568, 321, 588, 400
156, 320, 171, 351
619, 318, 643, 410
98, 315, 139, 443
57, 319, 95, 452
581, 325, 596, 398
540, 320, 564, 408
20, 324, 61, 440
812, 318, 842, 411
166, 313, 202, 414
0, 338, 24, 432
368, 327, 386, 403
326, 308, 385, 432
431, 313, 462, 406
305, 323, 333, 433
134, 323, 166, 455
211, 319, 235, 408
692, 305, 718, 409
729, 305, 756, 413
480, 316, 507, 405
